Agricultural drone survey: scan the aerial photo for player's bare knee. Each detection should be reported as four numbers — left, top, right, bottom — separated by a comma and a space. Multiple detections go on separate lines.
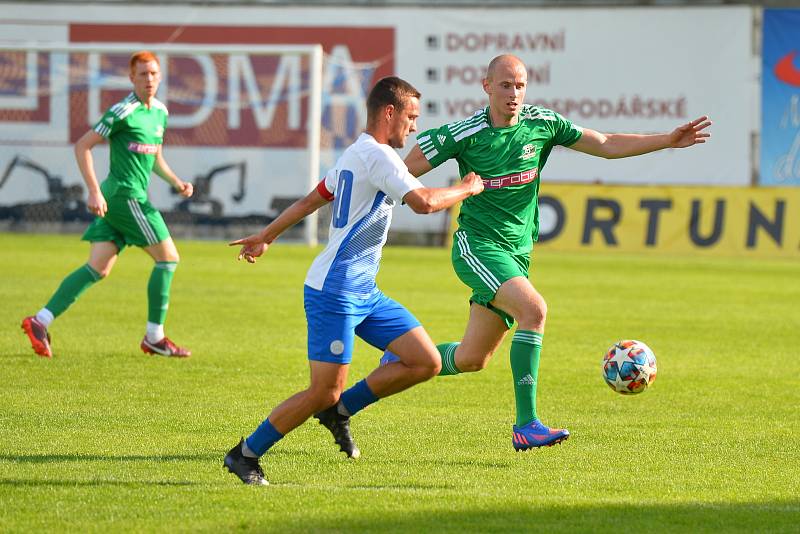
516, 302, 546, 331
306, 385, 341, 412
417, 350, 442, 377
400, 358, 440, 382
458, 355, 490, 373
416, 358, 441, 380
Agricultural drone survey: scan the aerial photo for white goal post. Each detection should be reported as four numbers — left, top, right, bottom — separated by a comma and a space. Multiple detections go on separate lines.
0, 42, 324, 245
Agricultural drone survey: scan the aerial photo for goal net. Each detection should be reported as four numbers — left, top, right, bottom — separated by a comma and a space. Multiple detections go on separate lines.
0, 42, 336, 244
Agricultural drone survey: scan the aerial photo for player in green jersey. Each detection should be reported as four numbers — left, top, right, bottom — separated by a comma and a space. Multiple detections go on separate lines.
400, 54, 711, 450
21, 51, 194, 358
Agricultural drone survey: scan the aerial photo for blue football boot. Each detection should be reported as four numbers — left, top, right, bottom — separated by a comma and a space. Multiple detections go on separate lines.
512, 420, 570, 450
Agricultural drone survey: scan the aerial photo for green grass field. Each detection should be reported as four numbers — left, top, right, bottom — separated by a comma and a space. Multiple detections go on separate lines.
1, 232, 798, 533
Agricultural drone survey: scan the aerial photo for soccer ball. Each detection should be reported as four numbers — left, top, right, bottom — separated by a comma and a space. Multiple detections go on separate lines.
602, 340, 657, 395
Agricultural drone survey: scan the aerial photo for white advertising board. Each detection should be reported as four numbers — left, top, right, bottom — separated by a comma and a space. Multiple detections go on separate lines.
0, 4, 755, 233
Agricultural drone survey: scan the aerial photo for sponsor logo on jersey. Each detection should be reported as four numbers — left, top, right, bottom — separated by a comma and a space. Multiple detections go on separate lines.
520, 143, 536, 160
482, 168, 538, 189
128, 142, 159, 154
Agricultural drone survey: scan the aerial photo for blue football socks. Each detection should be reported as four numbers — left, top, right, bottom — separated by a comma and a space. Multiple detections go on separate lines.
339, 379, 378, 416
245, 418, 284, 456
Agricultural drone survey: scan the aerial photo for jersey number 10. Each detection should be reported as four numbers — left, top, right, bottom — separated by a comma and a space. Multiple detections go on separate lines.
331, 170, 354, 228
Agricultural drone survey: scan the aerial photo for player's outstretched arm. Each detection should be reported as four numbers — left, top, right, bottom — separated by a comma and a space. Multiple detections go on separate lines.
154, 147, 193, 198
229, 187, 330, 264
403, 172, 483, 214
74, 130, 108, 217
403, 144, 435, 178
568, 116, 711, 159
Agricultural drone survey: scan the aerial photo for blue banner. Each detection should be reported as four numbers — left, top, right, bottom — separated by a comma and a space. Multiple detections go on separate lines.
762, 9, 800, 186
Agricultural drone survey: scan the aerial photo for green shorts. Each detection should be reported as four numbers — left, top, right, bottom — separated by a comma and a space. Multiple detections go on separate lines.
451, 228, 531, 329
82, 196, 170, 252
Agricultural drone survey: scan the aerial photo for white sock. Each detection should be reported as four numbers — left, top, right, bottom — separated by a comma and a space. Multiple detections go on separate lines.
146, 322, 165, 343
336, 400, 351, 417
241, 440, 259, 458
36, 308, 54, 328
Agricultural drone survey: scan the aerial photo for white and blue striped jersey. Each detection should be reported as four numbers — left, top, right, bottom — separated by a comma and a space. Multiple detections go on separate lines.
305, 133, 423, 299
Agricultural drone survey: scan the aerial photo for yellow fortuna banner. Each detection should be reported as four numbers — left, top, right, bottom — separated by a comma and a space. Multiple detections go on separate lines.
529, 184, 800, 257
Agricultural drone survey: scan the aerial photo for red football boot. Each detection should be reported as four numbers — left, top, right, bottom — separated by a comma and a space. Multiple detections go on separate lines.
140, 336, 191, 358
21, 316, 52, 358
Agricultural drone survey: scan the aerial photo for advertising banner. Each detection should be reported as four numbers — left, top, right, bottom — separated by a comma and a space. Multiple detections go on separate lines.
761, 9, 800, 186
534, 183, 800, 257
0, 4, 754, 234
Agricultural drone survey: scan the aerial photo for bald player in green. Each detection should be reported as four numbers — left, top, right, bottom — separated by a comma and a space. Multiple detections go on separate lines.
400, 54, 711, 450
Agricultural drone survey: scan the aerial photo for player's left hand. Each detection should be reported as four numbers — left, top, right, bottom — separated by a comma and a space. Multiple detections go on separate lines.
669, 116, 711, 148
229, 234, 268, 264
176, 181, 194, 198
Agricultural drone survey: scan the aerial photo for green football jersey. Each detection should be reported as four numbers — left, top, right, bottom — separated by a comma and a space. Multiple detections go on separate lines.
93, 92, 168, 200
417, 105, 582, 254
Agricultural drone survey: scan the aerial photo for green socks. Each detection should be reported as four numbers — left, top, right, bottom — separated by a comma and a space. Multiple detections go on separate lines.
436, 332, 543, 427
147, 261, 177, 325
44, 264, 102, 317
510, 330, 543, 427
437, 342, 461, 376
41, 261, 177, 328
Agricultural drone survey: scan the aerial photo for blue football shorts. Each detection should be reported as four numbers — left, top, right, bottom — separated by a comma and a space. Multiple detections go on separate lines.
303, 285, 421, 365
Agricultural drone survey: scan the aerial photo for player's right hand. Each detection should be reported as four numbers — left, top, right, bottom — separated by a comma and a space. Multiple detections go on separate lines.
87, 190, 107, 217
229, 234, 269, 264
462, 172, 484, 196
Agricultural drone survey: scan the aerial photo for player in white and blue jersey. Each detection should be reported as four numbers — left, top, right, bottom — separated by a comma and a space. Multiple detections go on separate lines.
223, 77, 484, 485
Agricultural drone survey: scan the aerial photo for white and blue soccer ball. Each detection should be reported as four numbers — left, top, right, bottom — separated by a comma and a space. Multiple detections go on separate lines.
602, 340, 657, 395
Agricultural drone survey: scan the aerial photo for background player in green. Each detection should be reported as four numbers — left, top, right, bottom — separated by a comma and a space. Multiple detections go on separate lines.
21, 50, 194, 358
399, 54, 712, 450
